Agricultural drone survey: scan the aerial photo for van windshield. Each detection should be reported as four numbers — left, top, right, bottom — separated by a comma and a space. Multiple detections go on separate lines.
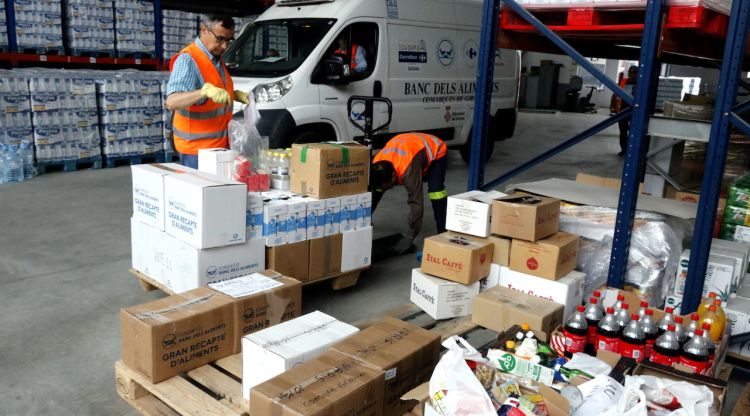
224, 18, 336, 78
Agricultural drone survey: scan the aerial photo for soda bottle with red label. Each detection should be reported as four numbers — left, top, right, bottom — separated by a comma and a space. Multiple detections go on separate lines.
674, 316, 688, 346
657, 307, 676, 336
686, 313, 700, 339
596, 307, 621, 353
637, 300, 649, 319
700, 322, 717, 365
640, 309, 659, 359
564, 305, 588, 356
649, 324, 680, 367
679, 328, 710, 375
614, 294, 625, 312
619, 314, 646, 362
583, 297, 604, 354
615, 303, 631, 329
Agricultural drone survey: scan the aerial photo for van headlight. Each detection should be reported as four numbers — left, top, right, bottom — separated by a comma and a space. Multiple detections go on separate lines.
253, 76, 293, 103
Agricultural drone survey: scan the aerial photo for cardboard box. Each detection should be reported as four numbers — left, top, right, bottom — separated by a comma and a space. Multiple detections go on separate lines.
241, 311, 360, 399
246, 193, 264, 240
309, 234, 343, 281
131, 217, 167, 281
250, 350, 385, 416
712, 238, 750, 289
161, 235, 265, 294
164, 172, 246, 249
575, 172, 646, 193
725, 295, 750, 336
266, 240, 310, 283
340, 194, 358, 232
198, 148, 237, 180
263, 198, 288, 247
410, 269, 479, 320
633, 362, 728, 413
208, 270, 301, 353
497, 265, 585, 319
472, 285, 565, 341
356, 192, 373, 230
445, 190, 507, 237
324, 197, 341, 236
306, 197, 326, 240
120, 287, 235, 383
480, 264, 501, 293
290, 142, 370, 199
421, 232, 493, 284
509, 232, 580, 280
489, 235, 511, 266
490, 193, 560, 242
665, 294, 684, 315
330, 317, 441, 416
400, 383, 430, 416
286, 197, 307, 243
342, 226, 372, 272
131, 163, 187, 230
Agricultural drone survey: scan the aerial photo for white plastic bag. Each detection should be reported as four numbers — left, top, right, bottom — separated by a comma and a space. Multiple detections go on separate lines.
602, 375, 714, 416
428, 336, 495, 416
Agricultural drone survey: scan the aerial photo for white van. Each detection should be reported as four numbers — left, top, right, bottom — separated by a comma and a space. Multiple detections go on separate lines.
224, 0, 521, 161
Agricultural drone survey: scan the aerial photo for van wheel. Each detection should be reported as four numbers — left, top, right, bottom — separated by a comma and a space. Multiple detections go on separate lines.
494, 108, 517, 140
460, 131, 495, 164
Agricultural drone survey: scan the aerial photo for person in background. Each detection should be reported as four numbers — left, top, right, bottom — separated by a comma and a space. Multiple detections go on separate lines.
370, 132, 448, 253
166, 14, 250, 169
333, 35, 367, 74
611, 65, 638, 156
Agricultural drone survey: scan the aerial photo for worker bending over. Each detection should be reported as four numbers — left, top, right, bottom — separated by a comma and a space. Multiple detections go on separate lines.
166, 14, 250, 169
371, 133, 448, 251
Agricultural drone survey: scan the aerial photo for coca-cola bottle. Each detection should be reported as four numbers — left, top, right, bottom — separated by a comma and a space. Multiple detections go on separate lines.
686, 313, 700, 339
637, 300, 649, 318
614, 294, 626, 312
679, 328, 710, 375
620, 314, 646, 362
584, 297, 605, 354
615, 303, 632, 329
649, 324, 680, 367
564, 305, 589, 355
641, 309, 659, 359
657, 307, 677, 336
596, 307, 621, 353
674, 316, 688, 346
592, 289, 602, 300
700, 322, 717, 364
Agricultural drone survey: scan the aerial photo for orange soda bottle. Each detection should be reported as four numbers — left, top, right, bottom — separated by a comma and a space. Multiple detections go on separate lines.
700, 305, 725, 342
697, 292, 717, 319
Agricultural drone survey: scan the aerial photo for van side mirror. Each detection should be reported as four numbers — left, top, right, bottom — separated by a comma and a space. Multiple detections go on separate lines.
321, 58, 349, 85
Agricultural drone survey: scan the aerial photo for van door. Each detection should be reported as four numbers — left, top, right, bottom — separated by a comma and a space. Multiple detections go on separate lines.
314, 20, 386, 142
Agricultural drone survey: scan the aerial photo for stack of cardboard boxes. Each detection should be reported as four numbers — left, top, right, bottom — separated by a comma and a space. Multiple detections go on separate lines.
411, 191, 585, 328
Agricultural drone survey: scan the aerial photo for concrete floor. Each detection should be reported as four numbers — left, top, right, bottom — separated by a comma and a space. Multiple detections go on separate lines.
0, 111, 745, 415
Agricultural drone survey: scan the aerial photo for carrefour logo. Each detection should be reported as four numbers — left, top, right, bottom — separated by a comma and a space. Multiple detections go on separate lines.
437, 39, 454, 68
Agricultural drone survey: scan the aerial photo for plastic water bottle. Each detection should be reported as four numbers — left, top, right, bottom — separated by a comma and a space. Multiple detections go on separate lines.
20, 141, 35, 180
0, 144, 7, 184
6, 144, 24, 183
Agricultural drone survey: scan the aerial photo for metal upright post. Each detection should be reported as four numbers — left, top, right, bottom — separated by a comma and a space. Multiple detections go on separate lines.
6, 0, 17, 53
683, 0, 750, 313
468, 0, 501, 191
154, 0, 162, 62
607, 0, 666, 288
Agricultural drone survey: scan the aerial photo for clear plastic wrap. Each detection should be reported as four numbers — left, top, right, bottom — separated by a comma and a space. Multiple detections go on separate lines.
562, 206, 688, 307
229, 99, 269, 191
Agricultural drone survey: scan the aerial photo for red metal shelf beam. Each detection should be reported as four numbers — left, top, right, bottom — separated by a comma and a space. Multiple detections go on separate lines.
0, 53, 164, 69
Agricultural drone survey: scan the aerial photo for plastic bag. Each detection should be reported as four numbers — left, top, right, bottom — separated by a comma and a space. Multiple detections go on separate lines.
229, 98, 269, 191
429, 336, 496, 416
603, 375, 714, 416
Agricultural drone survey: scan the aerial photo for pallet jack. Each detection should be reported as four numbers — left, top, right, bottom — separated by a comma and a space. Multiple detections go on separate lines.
346, 96, 417, 261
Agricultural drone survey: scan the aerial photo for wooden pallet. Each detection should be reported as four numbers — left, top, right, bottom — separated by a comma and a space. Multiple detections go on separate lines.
130, 267, 367, 295
115, 303, 496, 416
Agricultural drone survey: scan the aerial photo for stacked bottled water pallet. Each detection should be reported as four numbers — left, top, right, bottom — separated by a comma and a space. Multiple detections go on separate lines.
0, 70, 36, 183
114, 0, 156, 57
233, 15, 257, 34
161, 9, 198, 60
64, 0, 116, 56
0, 1, 8, 52
23, 69, 102, 166
97, 71, 166, 163
13, 0, 64, 54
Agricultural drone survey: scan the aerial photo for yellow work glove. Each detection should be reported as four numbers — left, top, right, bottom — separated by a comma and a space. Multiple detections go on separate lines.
200, 83, 231, 105
234, 90, 250, 104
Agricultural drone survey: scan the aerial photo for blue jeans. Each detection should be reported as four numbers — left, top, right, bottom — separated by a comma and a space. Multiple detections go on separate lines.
179, 153, 198, 169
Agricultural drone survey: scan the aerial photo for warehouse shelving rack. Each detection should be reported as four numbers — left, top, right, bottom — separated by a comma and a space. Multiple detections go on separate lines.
468, 0, 750, 313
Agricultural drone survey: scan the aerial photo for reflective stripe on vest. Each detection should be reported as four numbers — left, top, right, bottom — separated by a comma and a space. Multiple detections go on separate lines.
373, 132, 446, 183
169, 42, 234, 154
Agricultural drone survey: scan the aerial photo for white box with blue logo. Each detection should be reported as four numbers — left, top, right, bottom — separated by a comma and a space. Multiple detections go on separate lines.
131, 163, 187, 231
161, 234, 265, 294
263, 198, 288, 247
246, 193, 264, 240
324, 197, 341, 236
286, 196, 307, 243
306, 198, 326, 240
341, 226, 372, 272
356, 192, 372, 230
130, 216, 167, 281
164, 172, 247, 249
339, 194, 358, 232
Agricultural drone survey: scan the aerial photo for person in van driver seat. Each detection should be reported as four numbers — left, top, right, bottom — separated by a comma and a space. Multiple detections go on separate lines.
333, 35, 367, 74
370, 133, 448, 254
165, 14, 250, 169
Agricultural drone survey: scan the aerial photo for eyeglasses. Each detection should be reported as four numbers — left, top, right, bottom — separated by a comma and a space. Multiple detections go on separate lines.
208, 28, 235, 45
